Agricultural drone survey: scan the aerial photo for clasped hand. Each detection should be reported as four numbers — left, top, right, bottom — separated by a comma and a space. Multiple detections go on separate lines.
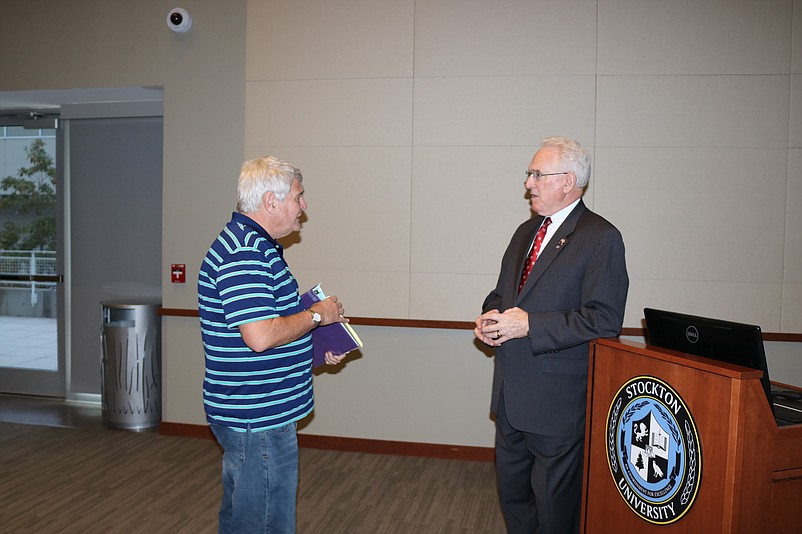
474, 307, 529, 347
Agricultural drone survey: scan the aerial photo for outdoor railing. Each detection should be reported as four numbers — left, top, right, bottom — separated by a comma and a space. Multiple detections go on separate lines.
0, 250, 57, 288
0, 250, 57, 316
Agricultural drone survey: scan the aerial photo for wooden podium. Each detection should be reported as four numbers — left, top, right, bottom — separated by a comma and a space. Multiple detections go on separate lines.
581, 338, 802, 533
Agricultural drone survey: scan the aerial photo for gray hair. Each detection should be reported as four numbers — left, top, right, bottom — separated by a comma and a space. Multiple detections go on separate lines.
541, 136, 591, 188
237, 156, 303, 213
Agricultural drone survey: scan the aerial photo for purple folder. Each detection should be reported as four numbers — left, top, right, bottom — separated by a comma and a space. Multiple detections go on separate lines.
300, 284, 363, 367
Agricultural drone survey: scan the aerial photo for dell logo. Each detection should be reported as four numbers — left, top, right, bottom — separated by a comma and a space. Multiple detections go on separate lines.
685, 326, 699, 343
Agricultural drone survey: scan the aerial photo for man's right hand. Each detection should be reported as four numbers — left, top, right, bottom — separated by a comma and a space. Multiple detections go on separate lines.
311, 296, 345, 326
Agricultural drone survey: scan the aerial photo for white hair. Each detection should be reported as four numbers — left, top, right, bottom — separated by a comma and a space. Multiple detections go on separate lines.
541, 136, 591, 188
236, 156, 303, 213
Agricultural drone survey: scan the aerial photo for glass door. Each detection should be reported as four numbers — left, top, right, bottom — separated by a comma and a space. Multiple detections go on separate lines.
0, 117, 64, 396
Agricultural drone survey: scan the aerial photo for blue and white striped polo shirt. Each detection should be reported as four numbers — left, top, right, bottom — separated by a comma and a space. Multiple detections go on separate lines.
198, 212, 314, 431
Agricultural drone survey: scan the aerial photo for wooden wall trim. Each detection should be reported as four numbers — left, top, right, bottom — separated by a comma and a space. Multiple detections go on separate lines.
158, 422, 494, 462
159, 308, 802, 341
296, 434, 494, 462
160, 308, 473, 329
160, 307, 198, 317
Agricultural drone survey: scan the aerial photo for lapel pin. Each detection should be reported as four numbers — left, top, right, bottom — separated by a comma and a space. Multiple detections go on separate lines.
555, 238, 566, 250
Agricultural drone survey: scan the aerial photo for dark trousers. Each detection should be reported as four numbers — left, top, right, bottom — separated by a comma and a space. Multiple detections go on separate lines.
494, 394, 584, 534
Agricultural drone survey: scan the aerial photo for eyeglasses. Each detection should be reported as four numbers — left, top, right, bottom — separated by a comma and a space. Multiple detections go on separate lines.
524, 170, 569, 183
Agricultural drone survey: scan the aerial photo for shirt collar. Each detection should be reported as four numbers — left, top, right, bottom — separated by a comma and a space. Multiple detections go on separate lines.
544, 198, 581, 229
231, 212, 284, 258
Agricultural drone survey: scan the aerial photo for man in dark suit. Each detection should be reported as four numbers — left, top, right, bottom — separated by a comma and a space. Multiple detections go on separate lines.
475, 136, 629, 534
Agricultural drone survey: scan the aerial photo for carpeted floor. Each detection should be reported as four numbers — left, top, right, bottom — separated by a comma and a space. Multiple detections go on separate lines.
0, 414, 504, 533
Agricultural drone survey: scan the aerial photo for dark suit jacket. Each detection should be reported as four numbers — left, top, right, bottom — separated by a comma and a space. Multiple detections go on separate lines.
483, 199, 628, 438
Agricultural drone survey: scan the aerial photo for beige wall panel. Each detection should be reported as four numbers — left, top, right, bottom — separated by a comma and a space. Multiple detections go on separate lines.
626, 279, 782, 331
783, 285, 802, 332
414, 0, 596, 76
413, 76, 596, 146
245, 78, 413, 147
596, 75, 789, 148
787, 149, 802, 284
594, 147, 787, 284
251, 146, 412, 273
289, 268, 411, 320
410, 273, 500, 322
598, 0, 792, 75
410, 146, 534, 275
794, 0, 802, 73
162, 317, 206, 426
766, 341, 802, 387
246, 0, 413, 80
0, 1, 166, 90
791, 76, 802, 147
162, 83, 246, 310
581, 177, 596, 211
299, 326, 496, 447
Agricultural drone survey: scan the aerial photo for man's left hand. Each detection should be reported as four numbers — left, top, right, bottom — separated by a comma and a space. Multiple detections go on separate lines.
324, 351, 346, 365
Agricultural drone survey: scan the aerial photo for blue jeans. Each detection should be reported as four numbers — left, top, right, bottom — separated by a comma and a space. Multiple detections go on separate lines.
210, 423, 299, 533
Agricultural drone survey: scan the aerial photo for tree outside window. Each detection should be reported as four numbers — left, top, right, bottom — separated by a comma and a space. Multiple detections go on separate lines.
0, 138, 56, 251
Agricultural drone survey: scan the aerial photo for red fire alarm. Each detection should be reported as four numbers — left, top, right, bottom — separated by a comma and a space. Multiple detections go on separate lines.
171, 264, 186, 283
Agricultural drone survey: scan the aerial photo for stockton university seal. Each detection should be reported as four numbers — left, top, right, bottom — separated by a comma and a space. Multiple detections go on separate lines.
606, 376, 702, 525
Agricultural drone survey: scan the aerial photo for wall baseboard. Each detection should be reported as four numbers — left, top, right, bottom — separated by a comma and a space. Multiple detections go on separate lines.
159, 422, 494, 462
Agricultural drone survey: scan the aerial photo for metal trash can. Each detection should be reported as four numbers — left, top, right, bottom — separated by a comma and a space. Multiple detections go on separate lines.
100, 300, 161, 430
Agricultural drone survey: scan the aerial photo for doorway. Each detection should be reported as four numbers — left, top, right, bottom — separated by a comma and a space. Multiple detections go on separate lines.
65, 114, 163, 398
0, 117, 64, 396
0, 103, 163, 400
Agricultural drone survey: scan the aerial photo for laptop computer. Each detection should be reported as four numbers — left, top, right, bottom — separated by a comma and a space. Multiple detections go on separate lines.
644, 308, 802, 427
771, 389, 802, 425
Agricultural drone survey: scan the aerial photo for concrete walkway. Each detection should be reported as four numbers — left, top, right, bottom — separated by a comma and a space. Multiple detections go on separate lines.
0, 316, 57, 370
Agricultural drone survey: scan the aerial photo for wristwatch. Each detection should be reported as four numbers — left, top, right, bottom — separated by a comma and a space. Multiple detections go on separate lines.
309, 310, 321, 327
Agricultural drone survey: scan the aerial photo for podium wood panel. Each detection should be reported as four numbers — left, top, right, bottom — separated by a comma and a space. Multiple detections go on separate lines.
581, 338, 802, 533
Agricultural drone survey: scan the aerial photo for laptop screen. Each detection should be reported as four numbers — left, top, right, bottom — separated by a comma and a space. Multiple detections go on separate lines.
643, 308, 774, 418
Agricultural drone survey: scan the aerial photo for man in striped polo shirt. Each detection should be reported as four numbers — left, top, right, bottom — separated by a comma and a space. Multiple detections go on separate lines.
198, 156, 346, 533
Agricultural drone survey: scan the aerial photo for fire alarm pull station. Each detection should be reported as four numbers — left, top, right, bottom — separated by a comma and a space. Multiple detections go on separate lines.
171, 264, 186, 283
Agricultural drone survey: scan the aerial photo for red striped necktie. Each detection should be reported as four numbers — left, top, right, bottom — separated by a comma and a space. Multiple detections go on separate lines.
518, 217, 551, 294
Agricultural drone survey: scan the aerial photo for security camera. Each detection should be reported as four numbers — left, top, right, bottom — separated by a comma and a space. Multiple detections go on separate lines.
167, 8, 192, 33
